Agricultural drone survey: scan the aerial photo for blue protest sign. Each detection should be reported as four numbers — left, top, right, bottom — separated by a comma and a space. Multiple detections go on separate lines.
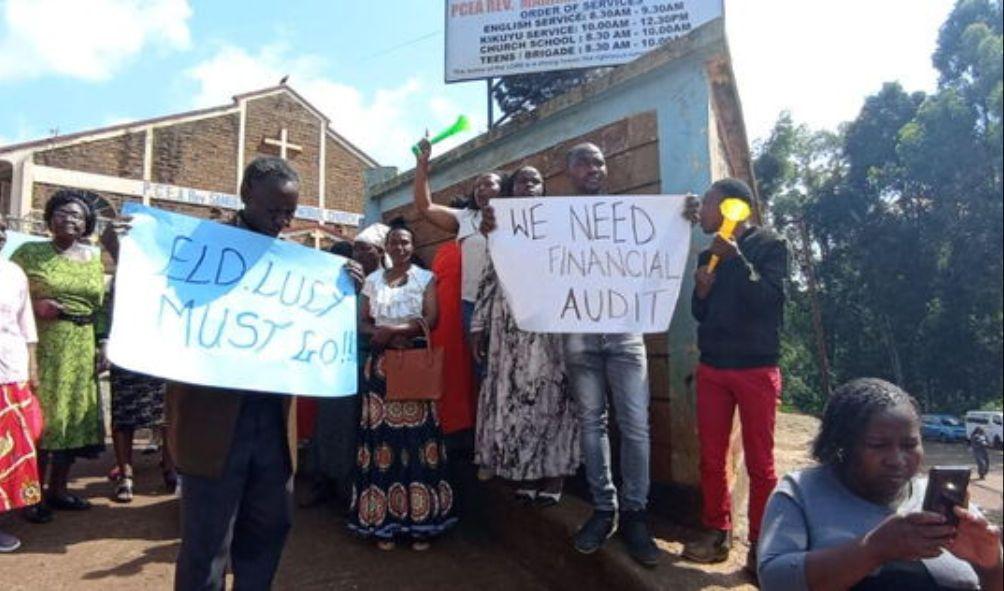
108, 204, 357, 397
1, 230, 47, 259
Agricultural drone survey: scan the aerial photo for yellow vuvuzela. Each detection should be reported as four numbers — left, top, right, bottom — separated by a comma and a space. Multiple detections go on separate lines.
707, 198, 752, 272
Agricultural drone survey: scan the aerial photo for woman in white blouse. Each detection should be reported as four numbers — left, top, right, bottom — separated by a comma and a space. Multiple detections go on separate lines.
347, 222, 457, 551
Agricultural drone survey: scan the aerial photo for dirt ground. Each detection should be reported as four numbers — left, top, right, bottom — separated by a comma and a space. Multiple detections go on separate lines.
0, 449, 545, 591
1, 412, 1000, 590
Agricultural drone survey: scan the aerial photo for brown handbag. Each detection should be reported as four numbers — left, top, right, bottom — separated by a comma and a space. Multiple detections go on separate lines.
383, 319, 444, 401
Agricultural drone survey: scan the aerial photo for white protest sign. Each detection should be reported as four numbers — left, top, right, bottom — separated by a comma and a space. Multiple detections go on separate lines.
108, 204, 357, 397
445, 0, 723, 82
488, 195, 691, 333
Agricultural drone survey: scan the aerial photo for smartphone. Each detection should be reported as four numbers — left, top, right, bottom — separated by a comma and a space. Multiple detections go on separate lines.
922, 466, 971, 526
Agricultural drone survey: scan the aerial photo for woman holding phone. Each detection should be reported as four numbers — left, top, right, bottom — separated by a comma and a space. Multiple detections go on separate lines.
757, 378, 1003, 591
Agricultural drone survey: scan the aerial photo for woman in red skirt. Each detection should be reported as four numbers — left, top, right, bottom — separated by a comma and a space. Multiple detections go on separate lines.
0, 223, 44, 552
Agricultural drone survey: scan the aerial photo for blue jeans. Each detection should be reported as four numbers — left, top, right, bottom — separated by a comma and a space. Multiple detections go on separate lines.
563, 333, 650, 512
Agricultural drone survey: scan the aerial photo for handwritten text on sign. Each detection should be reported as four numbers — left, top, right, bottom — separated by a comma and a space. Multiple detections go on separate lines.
488, 195, 691, 333
108, 204, 357, 397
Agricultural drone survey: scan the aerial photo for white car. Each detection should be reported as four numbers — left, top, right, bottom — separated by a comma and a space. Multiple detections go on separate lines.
965, 411, 1004, 449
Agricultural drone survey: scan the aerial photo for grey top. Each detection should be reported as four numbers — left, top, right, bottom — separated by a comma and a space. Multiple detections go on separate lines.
758, 465, 981, 591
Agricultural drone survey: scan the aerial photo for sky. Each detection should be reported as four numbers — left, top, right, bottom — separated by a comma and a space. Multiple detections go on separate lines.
0, 0, 957, 172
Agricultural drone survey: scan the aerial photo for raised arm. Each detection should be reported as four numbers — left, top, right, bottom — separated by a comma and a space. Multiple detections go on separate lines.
413, 139, 460, 234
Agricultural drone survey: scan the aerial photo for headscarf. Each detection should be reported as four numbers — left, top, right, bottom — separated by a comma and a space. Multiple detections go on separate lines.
354, 223, 390, 248
354, 222, 391, 269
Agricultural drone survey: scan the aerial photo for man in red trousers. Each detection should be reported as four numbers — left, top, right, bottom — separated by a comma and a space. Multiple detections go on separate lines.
682, 178, 788, 576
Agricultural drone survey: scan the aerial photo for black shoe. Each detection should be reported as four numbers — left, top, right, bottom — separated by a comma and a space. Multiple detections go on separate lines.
745, 546, 758, 582
23, 504, 53, 524
681, 528, 731, 563
620, 510, 659, 567
573, 510, 618, 554
46, 493, 92, 511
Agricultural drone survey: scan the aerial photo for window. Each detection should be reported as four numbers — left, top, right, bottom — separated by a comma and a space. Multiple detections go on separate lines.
967, 416, 989, 425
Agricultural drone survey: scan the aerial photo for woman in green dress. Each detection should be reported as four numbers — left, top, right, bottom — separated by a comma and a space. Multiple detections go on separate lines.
11, 189, 106, 522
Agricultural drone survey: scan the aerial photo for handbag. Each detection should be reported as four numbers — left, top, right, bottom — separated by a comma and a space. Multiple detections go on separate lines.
384, 319, 444, 401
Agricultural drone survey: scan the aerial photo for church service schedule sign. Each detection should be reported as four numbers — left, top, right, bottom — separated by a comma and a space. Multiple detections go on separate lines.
488, 195, 691, 333
445, 0, 723, 82
108, 204, 358, 398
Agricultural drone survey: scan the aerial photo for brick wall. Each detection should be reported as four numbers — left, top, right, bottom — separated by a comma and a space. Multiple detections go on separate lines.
325, 136, 367, 214
34, 132, 146, 179
31, 182, 139, 215
244, 93, 323, 206
24, 89, 373, 237
152, 114, 239, 194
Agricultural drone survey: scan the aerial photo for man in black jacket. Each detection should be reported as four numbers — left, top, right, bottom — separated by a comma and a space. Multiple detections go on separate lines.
682, 178, 787, 573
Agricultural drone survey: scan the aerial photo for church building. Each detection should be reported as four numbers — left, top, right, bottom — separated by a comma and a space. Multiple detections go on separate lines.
0, 84, 378, 246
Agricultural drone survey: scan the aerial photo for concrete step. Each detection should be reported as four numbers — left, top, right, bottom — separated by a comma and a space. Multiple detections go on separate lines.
478, 480, 757, 591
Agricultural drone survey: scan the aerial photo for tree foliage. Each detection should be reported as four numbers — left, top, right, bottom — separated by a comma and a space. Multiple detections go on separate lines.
756, 0, 1003, 414
493, 69, 609, 117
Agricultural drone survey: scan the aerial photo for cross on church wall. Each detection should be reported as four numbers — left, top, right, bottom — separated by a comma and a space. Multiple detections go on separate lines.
263, 128, 303, 160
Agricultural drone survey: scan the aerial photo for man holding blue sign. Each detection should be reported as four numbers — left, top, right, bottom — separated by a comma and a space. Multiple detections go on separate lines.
105, 157, 343, 590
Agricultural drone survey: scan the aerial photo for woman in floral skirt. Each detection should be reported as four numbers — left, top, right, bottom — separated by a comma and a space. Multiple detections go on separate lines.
348, 222, 456, 550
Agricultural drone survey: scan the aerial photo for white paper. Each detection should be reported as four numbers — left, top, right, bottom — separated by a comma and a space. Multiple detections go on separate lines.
488, 194, 691, 333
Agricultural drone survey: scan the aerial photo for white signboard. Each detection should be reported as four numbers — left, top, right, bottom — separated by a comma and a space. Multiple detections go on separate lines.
488, 195, 691, 333
445, 0, 723, 82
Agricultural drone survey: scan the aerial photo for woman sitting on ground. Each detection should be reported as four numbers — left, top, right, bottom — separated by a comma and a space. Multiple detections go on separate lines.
758, 378, 1003, 591
347, 221, 456, 550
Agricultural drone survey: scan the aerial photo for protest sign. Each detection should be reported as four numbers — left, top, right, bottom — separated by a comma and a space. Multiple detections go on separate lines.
108, 204, 357, 397
445, 0, 723, 82
1, 230, 47, 259
488, 195, 691, 333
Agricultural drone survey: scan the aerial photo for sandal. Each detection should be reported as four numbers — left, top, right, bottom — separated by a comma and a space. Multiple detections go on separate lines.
47, 493, 92, 511
535, 491, 562, 508
514, 489, 538, 504
377, 540, 396, 551
411, 541, 431, 551
114, 476, 134, 503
